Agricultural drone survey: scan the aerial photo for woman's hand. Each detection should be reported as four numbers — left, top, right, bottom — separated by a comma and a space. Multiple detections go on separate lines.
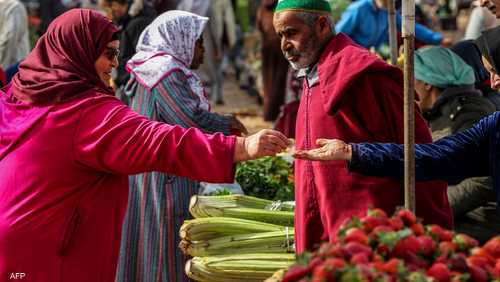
234, 129, 290, 162
293, 139, 352, 161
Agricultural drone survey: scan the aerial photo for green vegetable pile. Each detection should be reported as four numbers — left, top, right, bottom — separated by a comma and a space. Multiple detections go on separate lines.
235, 156, 294, 201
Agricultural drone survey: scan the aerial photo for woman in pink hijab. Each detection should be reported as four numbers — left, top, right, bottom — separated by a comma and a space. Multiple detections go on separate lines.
0, 8, 288, 282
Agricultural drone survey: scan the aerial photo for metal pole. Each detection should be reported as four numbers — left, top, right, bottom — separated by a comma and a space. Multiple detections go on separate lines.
388, 0, 398, 65
402, 0, 416, 212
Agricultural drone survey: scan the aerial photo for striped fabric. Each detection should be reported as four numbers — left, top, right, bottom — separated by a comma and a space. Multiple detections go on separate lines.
116, 70, 231, 282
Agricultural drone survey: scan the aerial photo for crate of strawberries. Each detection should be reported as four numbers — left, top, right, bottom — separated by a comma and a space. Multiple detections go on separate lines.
280, 209, 500, 282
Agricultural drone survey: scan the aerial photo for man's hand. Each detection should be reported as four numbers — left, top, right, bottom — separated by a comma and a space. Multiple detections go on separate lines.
293, 139, 352, 161
234, 130, 290, 162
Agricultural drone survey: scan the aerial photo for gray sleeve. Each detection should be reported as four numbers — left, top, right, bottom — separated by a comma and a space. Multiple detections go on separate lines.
447, 177, 495, 217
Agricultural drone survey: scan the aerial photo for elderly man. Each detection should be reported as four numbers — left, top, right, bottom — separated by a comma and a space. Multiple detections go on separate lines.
273, 0, 452, 253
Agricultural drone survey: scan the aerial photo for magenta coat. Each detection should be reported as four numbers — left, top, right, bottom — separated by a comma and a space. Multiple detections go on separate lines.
294, 34, 452, 253
0, 90, 235, 281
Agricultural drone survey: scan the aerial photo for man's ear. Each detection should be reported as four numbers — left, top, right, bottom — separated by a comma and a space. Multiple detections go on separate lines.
316, 15, 331, 36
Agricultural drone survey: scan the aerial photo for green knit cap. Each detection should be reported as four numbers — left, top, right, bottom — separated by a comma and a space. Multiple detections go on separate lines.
275, 0, 332, 14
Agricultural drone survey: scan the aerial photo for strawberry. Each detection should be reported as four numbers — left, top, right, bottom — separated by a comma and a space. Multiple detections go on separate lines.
368, 208, 388, 218
323, 257, 346, 270
411, 223, 425, 236
345, 228, 369, 246
396, 209, 417, 226
371, 226, 396, 242
483, 236, 500, 259
467, 256, 490, 269
448, 253, 468, 273
470, 247, 495, 264
439, 241, 458, 257
417, 235, 437, 257
388, 217, 405, 231
283, 265, 313, 282
383, 258, 403, 274
469, 265, 488, 282
361, 216, 389, 233
427, 263, 451, 282
407, 271, 432, 282
453, 234, 479, 251
311, 264, 335, 282
392, 236, 421, 258
428, 225, 453, 242
450, 272, 470, 282
345, 242, 373, 258
317, 243, 348, 260
404, 252, 429, 271
351, 253, 369, 265
372, 261, 385, 272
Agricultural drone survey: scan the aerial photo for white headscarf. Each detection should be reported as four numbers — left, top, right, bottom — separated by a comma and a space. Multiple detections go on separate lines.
127, 10, 210, 110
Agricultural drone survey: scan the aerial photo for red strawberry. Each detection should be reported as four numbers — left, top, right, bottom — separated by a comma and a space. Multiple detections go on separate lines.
410, 223, 425, 236
453, 234, 479, 251
404, 252, 429, 271
361, 216, 389, 233
483, 236, 500, 259
388, 217, 405, 231
396, 209, 417, 226
469, 265, 488, 282
417, 235, 437, 257
317, 244, 348, 260
439, 241, 458, 257
372, 253, 385, 263
428, 225, 453, 242
470, 247, 495, 264
467, 256, 490, 269
323, 257, 346, 269
368, 208, 388, 218
283, 265, 312, 282
351, 253, 369, 265
392, 236, 421, 258
311, 264, 335, 282
448, 253, 468, 273
372, 261, 385, 272
345, 228, 369, 246
345, 242, 373, 258
383, 258, 403, 274
427, 263, 451, 282
371, 226, 396, 243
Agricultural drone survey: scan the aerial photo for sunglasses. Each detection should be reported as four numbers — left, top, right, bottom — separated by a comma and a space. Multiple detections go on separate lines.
104, 47, 120, 61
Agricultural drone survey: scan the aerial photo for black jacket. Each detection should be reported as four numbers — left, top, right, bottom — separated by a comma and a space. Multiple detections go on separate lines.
424, 85, 496, 139
115, 5, 156, 87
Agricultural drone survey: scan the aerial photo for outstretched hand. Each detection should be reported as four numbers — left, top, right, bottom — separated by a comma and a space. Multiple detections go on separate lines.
293, 139, 352, 161
234, 129, 290, 162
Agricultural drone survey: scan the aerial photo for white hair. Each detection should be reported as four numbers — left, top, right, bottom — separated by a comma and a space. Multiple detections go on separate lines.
294, 12, 336, 34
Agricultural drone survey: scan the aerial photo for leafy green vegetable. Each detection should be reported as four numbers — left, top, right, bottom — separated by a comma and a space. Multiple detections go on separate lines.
236, 156, 294, 201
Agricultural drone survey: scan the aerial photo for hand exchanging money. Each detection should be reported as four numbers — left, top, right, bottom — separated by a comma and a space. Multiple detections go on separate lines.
293, 139, 352, 161
234, 129, 291, 162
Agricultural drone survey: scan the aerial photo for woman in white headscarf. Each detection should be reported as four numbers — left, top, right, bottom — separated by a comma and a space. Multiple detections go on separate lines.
116, 10, 247, 282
